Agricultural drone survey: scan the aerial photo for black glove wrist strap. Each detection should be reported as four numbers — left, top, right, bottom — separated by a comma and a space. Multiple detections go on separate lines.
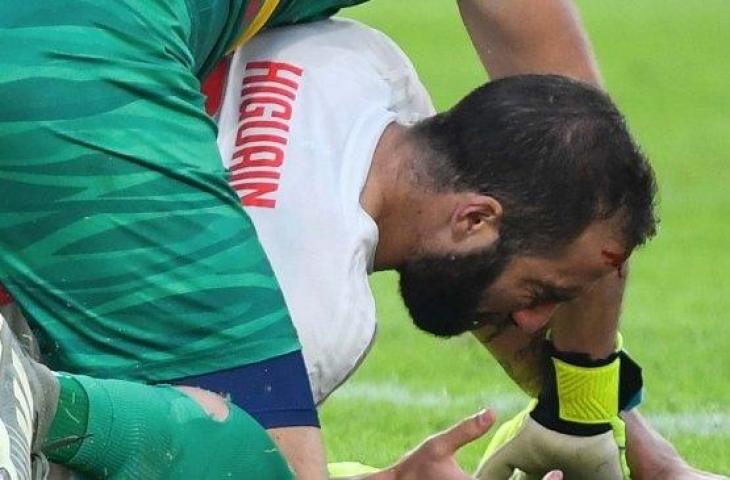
531, 340, 643, 436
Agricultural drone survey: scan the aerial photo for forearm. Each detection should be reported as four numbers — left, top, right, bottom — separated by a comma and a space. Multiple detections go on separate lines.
551, 270, 625, 359
457, 0, 602, 86
622, 409, 691, 480
268, 426, 329, 480
474, 270, 626, 396
473, 322, 548, 397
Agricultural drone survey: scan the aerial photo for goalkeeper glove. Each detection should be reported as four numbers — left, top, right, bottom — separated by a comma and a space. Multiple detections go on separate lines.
476, 334, 642, 480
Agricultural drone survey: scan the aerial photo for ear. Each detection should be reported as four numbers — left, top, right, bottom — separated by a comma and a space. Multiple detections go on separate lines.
450, 194, 502, 248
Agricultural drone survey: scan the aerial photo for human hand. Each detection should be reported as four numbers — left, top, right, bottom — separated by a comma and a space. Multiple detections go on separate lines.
619, 409, 728, 480
369, 409, 562, 480
648, 463, 729, 480
475, 402, 626, 480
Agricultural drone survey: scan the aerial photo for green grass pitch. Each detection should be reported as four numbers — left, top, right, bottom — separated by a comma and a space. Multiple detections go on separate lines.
319, 0, 730, 474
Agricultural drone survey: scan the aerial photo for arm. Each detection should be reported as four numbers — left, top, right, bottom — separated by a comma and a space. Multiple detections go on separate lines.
456, 0, 602, 85
456, 4, 725, 477
473, 270, 625, 395
472, 318, 547, 397
473, 271, 726, 478
623, 410, 729, 480
461, 0, 621, 383
335, 410, 562, 480
268, 426, 330, 480
269, 412, 565, 480
269, 411, 501, 480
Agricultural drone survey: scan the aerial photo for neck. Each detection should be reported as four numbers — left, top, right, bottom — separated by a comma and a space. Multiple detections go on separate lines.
360, 123, 424, 271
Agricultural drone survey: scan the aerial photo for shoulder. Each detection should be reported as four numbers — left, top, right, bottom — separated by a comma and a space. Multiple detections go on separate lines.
232, 19, 420, 92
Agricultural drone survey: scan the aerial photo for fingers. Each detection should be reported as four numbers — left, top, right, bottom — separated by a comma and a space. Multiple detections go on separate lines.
428, 409, 497, 456
542, 472, 563, 480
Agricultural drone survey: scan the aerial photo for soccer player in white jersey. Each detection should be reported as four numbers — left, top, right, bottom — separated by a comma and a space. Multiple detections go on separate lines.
0, 14, 721, 480
209, 18, 726, 480
0, 14, 722, 480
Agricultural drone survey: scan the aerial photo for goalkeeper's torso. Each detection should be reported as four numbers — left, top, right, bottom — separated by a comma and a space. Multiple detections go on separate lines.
269, 0, 371, 27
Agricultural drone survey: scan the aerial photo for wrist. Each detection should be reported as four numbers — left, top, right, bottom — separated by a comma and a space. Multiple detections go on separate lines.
532, 336, 643, 435
629, 453, 689, 480
621, 410, 688, 480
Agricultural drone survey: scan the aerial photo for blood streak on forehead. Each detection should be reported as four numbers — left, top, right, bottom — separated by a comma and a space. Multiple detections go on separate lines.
602, 249, 627, 277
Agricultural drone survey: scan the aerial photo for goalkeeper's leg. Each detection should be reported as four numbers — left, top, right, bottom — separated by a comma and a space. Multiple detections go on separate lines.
44, 375, 293, 479
4, 309, 293, 480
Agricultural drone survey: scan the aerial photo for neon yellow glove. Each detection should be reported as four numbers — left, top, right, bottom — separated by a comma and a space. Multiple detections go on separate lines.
329, 462, 379, 478
476, 400, 628, 480
477, 336, 642, 480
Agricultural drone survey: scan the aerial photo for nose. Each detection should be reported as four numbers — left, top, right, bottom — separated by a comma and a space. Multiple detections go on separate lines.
511, 303, 559, 334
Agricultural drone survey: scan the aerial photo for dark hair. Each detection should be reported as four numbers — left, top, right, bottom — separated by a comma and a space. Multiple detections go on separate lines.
410, 74, 657, 255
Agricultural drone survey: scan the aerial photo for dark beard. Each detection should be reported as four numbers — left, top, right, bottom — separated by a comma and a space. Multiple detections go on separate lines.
397, 243, 511, 338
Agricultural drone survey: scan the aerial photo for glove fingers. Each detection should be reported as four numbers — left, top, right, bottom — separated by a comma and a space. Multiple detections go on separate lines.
477, 416, 625, 480
476, 415, 552, 480
481, 402, 536, 460
476, 456, 515, 479
477, 439, 550, 480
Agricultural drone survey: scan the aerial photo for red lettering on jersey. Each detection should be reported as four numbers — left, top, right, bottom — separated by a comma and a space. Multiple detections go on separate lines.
239, 183, 279, 208
241, 96, 293, 120
242, 85, 297, 101
243, 61, 303, 90
232, 145, 284, 168
229, 170, 281, 183
230, 61, 303, 209
0, 284, 13, 306
239, 120, 289, 133
235, 133, 288, 147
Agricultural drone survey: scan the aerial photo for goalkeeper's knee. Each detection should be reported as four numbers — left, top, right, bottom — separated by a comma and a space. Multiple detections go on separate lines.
47, 376, 294, 479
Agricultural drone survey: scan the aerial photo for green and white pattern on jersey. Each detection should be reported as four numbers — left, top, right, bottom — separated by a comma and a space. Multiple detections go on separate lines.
0, 0, 300, 382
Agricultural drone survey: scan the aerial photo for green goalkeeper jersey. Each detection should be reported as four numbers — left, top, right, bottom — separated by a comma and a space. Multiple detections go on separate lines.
0, 0, 369, 382
271, 0, 369, 27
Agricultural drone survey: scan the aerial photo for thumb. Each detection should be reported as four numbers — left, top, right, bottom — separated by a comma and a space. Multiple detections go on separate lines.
431, 409, 497, 455
542, 471, 563, 480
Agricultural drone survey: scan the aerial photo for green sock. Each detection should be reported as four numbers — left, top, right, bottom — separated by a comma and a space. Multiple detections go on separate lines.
45, 374, 89, 463
42, 375, 293, 479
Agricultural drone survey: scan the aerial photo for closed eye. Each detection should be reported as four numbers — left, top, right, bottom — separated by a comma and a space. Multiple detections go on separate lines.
525, 282, 582, 307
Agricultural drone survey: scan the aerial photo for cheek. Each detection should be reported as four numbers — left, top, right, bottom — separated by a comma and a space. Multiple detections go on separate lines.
478, 283, 523, 313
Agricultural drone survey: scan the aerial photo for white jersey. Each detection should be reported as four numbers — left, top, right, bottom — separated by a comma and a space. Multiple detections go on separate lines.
216, 18, 435, 403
